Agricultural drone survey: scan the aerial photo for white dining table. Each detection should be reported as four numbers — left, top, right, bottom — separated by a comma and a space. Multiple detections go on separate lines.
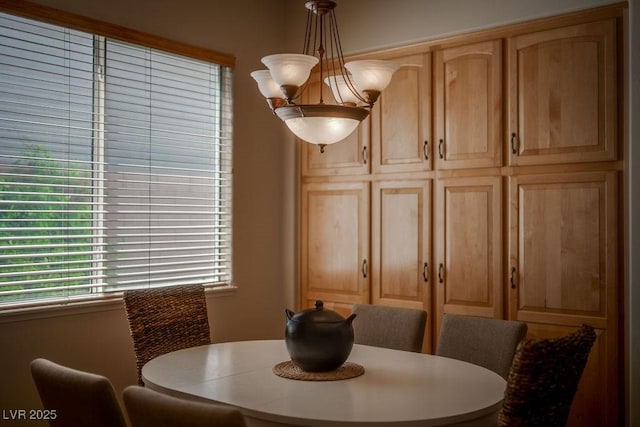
142, 339, 506, 427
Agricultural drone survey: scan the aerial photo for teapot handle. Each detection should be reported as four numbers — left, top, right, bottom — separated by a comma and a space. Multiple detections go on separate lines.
285, 309, 295, 321
345, 313, 357, 325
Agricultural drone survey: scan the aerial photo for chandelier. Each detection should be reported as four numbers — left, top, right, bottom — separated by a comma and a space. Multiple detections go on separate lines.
251, 0, 399, 153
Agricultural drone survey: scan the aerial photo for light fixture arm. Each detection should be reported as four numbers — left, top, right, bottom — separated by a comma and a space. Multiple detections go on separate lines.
251, 0, 399, 151
303, 1, 370, 107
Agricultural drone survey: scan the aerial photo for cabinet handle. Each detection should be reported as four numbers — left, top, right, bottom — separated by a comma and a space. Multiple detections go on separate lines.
510, 133, 518, 155
438, 263, 444, 283
362, 146, 368, 165
361, 259, 368, 278
438, 139, 444, 159
422, 262, 429, 282
510, 267, 517, 289
423, 140, 429, 160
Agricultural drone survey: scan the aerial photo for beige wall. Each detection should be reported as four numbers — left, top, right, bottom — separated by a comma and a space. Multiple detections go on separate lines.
1, 0, 636, 425
0, 0, 296, 422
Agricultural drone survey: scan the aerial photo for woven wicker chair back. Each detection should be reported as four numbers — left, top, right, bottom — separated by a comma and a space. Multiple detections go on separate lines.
123, 284, 211, 385
498, 324, 596, 427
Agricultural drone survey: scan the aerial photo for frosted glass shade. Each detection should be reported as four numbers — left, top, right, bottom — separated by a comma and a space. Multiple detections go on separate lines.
274, 104, 369, 145
285, 117, 360, 145
324, 75, 361, 105
345, 60, 399, 92
261, 54, 319, 87
250, 70, 283, 99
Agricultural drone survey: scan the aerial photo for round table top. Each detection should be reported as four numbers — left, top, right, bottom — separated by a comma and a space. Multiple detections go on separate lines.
142, 339, 506, 427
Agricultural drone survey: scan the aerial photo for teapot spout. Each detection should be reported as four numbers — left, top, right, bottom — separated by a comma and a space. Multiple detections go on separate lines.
345, 313, 357, 325
285, 309, 295, 321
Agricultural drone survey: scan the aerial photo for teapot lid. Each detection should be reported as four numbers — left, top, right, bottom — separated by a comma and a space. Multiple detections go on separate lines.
289, 300, 346, 323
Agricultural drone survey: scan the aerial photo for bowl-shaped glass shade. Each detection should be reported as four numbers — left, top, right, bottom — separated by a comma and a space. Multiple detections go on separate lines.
324, 75, 361, 105
250, 70, 283, 98
261, 54, 319, 87
274, 104, 369, 146
285, 117, 360, 145
344, 60, 399, 92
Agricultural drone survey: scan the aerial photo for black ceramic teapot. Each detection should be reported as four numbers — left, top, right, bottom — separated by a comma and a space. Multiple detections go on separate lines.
284, 300, 357, 372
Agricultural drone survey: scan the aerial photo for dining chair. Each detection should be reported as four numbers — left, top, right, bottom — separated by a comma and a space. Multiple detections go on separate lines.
498, 324, 596, 426
435, 313, 528, 379
30, 358, 127, 427
351, 304, 427, 352
123, 385, 247, 427
123, 284, 211, 385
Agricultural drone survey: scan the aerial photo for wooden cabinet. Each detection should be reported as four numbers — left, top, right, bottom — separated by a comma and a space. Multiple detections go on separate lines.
300, 54, 433, 320
435, 40, 503, 169
371, 179, 433, 351
371, 53, 431, 174
434, 176, 503, 338
298, 9, 624, 425
507, 171, 618, 426
300, 182, 370, 312
507, 19, 617, 165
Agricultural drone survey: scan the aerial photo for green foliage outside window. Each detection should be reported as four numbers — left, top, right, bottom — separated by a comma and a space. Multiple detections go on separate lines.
0, 145, 93, 302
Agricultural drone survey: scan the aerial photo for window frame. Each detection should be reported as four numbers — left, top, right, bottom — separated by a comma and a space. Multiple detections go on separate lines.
0, 1, 236, 311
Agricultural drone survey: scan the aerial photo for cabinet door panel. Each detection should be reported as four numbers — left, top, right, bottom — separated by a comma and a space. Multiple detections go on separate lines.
372, 53, 431, 173
508, 171, 618, 427
508, 19, 617, 165
300, 182, 370, 305
435, 40, 502, 169
300, 78, 370, 176
435, 176, 502, 336
372, 180, 432, 352
508, 171, 617, 326
303, 299, 354, 318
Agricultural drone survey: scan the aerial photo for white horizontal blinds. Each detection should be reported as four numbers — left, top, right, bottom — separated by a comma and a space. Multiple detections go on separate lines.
0, 11, 233, 307
0, 13, 98, 303
103, 39, 232, 291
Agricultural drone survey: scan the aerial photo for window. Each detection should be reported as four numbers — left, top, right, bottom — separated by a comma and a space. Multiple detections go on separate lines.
0, 11, 233, 308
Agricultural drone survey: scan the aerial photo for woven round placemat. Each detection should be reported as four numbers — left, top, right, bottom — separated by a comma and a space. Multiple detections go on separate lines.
273, 361, 365, 381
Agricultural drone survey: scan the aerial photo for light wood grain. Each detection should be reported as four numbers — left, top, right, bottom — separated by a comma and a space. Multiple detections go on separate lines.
435, 40, 503, 169
300, 182, 370, 306
508, 171, 618, 426
507, 19, 617, 165
371, 53, 432, 174
371, 180, 433, 352
508, 171, 617, 325
297, 7, 624, 425
435, 176, 503, 339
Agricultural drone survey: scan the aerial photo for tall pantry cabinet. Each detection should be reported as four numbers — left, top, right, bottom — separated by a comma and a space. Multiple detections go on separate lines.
298, 4, 624, 426
433, 39, 504, 336
300, 51, 434, 350
505, 17, 620, 426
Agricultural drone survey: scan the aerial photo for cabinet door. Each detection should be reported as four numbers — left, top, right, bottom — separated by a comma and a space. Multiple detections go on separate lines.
300, 182, 370, 307
371, 180, 432, 351
371, 53, 431, 174
508, 171, 618, 426
507, 19, 617, 165
300, 77, 370, 176
435, 176, 503, 337
435, 40, 502, 169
